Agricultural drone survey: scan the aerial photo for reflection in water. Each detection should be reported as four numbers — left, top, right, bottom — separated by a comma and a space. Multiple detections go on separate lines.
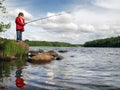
45, 71, 55, 85
15, 69, 27, 88
0, 57, 27, 90
0, 60, 6, 90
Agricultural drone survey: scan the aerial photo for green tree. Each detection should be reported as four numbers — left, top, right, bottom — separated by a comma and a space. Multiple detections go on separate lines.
0, 0, 7, 13
83, 36, 120, 47
0, 22, 11, 32
0, 0, 11, 33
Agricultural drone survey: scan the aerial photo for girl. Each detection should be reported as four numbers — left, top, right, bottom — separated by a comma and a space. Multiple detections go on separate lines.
15, 12, 25, 42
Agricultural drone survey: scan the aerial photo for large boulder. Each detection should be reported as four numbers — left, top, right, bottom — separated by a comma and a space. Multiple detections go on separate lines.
16, 41, 29, 52
28, 50, 64, 64
28, 53, 54, 64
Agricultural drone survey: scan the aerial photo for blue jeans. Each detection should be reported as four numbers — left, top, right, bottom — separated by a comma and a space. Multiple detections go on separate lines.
16, 30, 22, 41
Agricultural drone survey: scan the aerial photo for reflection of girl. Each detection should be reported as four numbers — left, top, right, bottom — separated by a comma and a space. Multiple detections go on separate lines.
16, 78, 26, 88
15, 69, 27, 88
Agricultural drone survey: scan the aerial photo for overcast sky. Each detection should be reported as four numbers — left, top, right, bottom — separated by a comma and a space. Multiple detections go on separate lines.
0, 0, 120, 44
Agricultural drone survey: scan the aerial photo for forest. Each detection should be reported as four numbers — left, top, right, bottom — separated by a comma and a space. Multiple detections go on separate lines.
83, 36, 120, 47
24, 40, 80, 47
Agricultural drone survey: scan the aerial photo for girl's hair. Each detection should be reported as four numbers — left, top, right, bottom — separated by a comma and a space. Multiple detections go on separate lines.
18, 12, 24, 16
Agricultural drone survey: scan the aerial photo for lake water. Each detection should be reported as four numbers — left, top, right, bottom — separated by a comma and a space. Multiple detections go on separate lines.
0, 47, 120, 90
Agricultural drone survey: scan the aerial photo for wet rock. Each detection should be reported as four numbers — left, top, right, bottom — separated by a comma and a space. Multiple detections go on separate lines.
55, 55, 64, 60
58, 50, 68, 53
39, 49, 44, 53
28, 50, 64, 64
28, 53, 54, 63
70, 55, 75, 58
46, 50, 58, 57
28, 51, 39, 57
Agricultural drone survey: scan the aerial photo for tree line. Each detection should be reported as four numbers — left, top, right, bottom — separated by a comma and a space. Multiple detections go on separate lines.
83, 36, 120, 47
24, 40, 79, 47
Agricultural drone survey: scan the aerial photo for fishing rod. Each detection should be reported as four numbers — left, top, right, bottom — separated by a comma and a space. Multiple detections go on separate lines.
26, 12, 71, 24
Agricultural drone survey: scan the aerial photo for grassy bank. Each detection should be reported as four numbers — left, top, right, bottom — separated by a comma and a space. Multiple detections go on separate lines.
0, 38, 29, 59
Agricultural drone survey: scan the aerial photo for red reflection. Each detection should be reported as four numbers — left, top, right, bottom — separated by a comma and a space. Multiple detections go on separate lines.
15, 69, 27, 88
16, 78, 26, 88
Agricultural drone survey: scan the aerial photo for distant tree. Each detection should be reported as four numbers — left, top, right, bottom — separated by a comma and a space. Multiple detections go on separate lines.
0, 0, 7, 13
24, 40, 76, 47
84, 36, 120, 47
0, 0, 11, 33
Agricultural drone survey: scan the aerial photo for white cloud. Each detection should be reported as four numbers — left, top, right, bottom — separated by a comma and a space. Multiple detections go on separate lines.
7, 8, 33, 20
95, 0, 120, 10
78, 24, 95, 33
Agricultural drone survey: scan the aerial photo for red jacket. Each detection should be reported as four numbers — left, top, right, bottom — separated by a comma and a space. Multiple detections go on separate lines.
15, 16, 25, 31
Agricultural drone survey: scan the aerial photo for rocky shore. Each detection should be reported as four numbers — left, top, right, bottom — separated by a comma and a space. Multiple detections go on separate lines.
0, 41, 66, 64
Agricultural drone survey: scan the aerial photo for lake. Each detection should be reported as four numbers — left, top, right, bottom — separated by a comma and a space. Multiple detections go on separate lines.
0, 47, 120, 90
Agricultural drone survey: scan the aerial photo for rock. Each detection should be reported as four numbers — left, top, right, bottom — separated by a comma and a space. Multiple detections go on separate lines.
70, 55, 75, 57
28, 51, 39, 57
28, 50, 64, 64
39, 49, 44, 53
46, 50, 58, 57
55, 55, 64, 60
58, 50, 68, 53
28, 53, 54, 63
16, 41, 29, 54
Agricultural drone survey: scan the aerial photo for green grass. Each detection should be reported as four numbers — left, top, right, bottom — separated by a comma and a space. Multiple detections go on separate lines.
0, 40, 28, 57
